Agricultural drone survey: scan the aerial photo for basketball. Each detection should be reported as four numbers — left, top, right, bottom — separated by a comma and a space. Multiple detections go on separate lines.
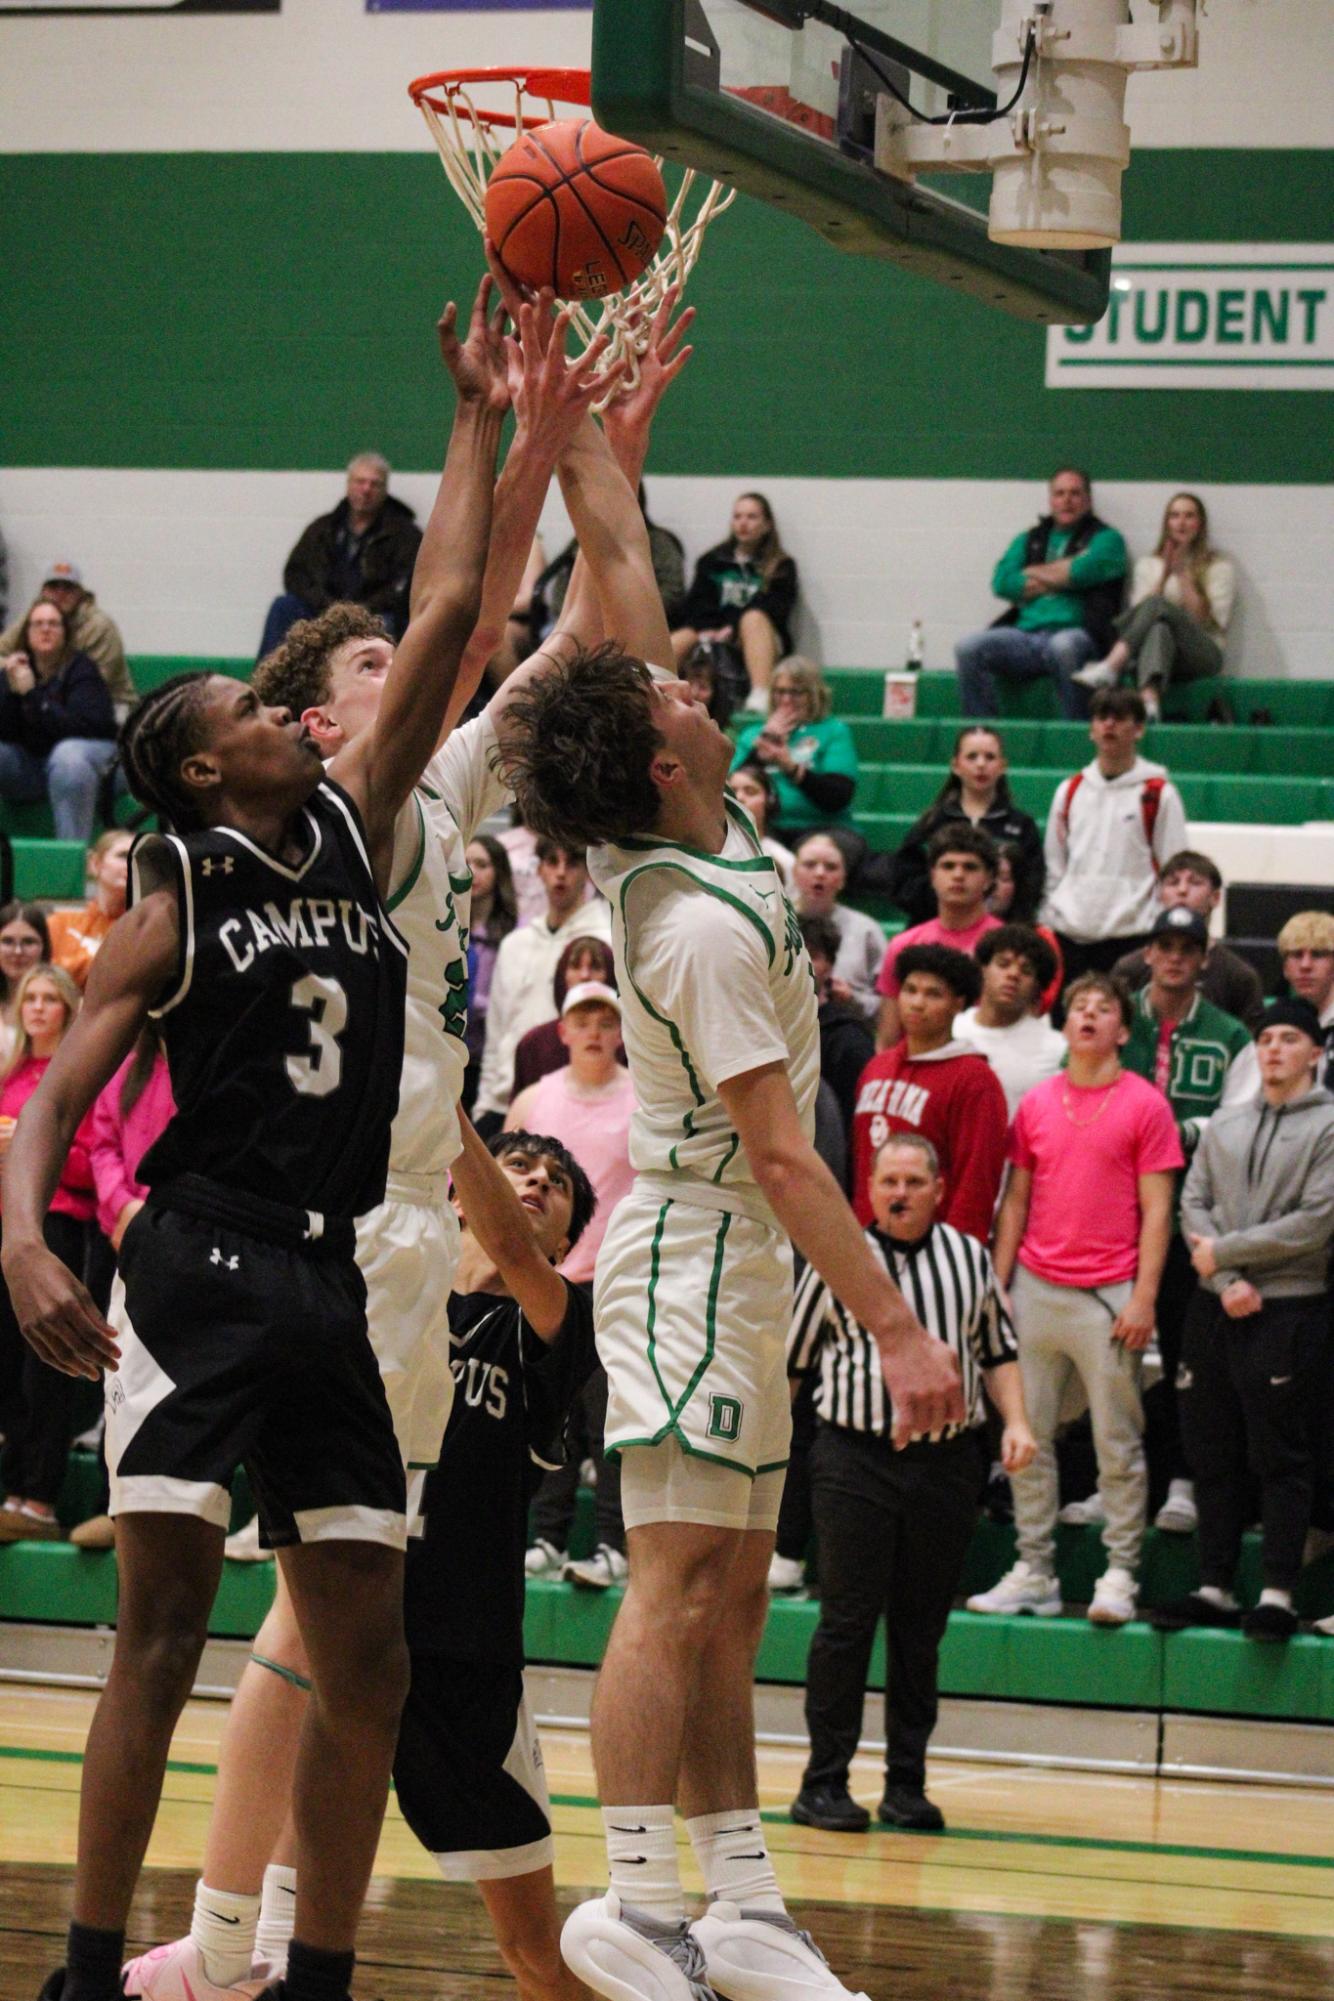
484, 118, 667, 300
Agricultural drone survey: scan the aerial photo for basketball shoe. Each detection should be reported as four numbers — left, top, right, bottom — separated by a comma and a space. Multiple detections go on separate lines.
692, 1903, 871, 1999
122, 1939, 274, 1998
561, 1891, 718, 1999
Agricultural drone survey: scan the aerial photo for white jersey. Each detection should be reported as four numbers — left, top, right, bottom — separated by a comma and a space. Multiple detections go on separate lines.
385, 715, 508, 1177
589, 799, 820, 1225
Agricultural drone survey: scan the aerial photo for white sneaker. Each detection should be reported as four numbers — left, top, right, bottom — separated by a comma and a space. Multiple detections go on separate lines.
1154, 1482, 1198, 1535
122, 1938, 273, 1998
1058, 1491, 1107, 1527
524, 1537, 567, 1578
565, 1544, 629, 1590
561, 1891, 718, 1999
966, 1562, 1062, 1617
1071, 657, 1118, 690
1088, 1566, 1138, 1626
692, 1902, 870, 2000
222, 1517, 269, 1563
1142, 690, 1162, 723
767, 1553, 806, 1594
1313, 1613, 1334, 1637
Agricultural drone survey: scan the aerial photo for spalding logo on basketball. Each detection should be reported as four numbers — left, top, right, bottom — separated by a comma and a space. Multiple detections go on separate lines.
484, 118, 667, 301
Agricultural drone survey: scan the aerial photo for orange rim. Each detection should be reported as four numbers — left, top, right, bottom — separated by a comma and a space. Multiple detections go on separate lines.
407, 65, 591, 128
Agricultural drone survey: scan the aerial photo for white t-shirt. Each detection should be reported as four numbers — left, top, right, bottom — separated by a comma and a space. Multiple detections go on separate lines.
590, 801, 820, 1224
384, 715, 509, 1176
955, 1006, 1065, 1122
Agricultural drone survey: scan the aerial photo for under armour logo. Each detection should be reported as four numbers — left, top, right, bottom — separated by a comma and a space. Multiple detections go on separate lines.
210, 1247, 239, 1271
201, 856, 235, 876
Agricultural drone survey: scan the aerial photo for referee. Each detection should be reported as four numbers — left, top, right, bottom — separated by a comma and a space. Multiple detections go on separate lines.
788, 1134, 1035, 1833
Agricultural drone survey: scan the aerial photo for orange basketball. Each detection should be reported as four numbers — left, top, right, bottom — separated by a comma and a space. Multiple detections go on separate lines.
485, 118, 667, 301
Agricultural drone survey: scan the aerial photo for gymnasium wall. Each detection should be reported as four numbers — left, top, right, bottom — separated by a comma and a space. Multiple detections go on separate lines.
2, 0, 1331, 673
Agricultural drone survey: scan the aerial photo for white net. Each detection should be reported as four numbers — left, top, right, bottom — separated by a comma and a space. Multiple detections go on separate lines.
412, 69, 736, 403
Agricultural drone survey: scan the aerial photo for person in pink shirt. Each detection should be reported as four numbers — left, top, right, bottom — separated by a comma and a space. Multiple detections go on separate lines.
89, 1022, 176, 1255
508, 981, 637, 1591
968, 972, 1182, 1628
877, 825, 1002, 1048
0, 964, 96, 1542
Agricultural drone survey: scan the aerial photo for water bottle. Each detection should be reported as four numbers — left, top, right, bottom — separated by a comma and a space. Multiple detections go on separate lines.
906, 618, 925, 672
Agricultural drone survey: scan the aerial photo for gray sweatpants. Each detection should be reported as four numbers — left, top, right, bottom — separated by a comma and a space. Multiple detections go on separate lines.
1115, 593, 1222, 691
1010, 1265, 1147, 1577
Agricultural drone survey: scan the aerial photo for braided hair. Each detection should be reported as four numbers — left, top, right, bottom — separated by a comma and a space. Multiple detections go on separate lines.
119, 673, 215, 831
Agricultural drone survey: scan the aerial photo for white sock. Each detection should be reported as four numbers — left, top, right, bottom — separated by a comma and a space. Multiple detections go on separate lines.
602, 1805, 684, 1922
255, 1862, 298, 1970
1259, 1587, 1293, 1610
1197, 1585, 1238, 1610
685, 1808, 785, 1913
1166, 1479, 1194, 1502
190, 1879, 260, 1987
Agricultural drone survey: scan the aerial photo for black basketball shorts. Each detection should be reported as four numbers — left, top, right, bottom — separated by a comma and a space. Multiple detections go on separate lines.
392, 1654, 554, 1881
106, 1203, 406, 1549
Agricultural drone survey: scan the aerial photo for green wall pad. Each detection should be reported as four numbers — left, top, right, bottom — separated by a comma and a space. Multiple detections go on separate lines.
1163, 1628, 1334, 1723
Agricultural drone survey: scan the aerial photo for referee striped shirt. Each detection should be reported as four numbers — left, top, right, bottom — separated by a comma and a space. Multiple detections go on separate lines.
788, 1222, 1017, 1437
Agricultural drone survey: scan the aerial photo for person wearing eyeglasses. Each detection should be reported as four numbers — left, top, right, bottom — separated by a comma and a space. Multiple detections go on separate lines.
0, 901, 51, 1066
729, 657, 859, 843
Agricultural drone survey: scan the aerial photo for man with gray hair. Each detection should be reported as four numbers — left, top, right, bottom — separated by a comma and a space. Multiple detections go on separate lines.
259, 451, 422, 656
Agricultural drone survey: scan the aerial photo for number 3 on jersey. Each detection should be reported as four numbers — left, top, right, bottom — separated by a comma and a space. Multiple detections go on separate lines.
287, 972, 348, 1097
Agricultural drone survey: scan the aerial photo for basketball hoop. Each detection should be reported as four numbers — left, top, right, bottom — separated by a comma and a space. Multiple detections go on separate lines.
408, 65, 735, 401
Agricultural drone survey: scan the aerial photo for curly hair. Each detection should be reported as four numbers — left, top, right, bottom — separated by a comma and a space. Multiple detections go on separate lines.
926, 821, 998, 876
254, 603, 388, 717
895, 943, 981, 1007
119, 672, 217, 831
495, 643, 663, 849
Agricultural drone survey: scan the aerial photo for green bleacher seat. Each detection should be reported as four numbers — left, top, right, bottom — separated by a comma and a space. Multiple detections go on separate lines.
826, 668, 1334, 730
129, 655, 251, 694
11, 840, 88, 901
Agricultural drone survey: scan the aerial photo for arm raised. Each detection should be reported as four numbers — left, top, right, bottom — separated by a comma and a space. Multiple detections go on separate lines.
450, 1113, 570, 1341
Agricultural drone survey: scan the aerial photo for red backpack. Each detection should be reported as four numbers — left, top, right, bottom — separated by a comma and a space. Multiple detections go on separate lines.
1058, 773, 1167, 874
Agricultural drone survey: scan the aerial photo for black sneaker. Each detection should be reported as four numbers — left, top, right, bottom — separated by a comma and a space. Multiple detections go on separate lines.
35, 1974, 66, 2001
1152, 1593, 1241, 1631
790, 1783, 870, 1832
878, 1784, 945, 1832
1243, 1601, 1298, 1642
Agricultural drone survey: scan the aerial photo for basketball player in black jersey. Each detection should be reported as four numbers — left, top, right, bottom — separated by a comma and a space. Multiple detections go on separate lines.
0, 279, 581, 2001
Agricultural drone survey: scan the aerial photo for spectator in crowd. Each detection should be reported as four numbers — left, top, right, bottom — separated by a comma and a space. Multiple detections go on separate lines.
799, 912, 876, 1151
728, 761, 795, 882
851, 944, 1008, 1238
888, 727, 1044, 928
0, 598, 118, 842
1074, 493, 1234, 721
0, 902, 50, 1067
462, 833, 518, 1113
47, 829, 132, 990
1277, 912, 1334, 1089
788, 1134, 1034, 1834
1041, 688, 1188, 989
955, 926, 1065, 1120
670, 490, 798, 708
681, 641, 739, 733
955, 469, 1128, 721
1112, 849, 1265, 1030
0, 560, 134, 717
473, 842, 611, 1129
730, 657, 859, 842
790, 832, 884, 1024
510, 935, 620, 1098
1109, 905, 1256, 1537
876, 825, 1001, 1049
257, 453, 422, 656
0, 526, 6, 628
970, 975, 1182, 1625
73, 1020, 177, 1550
986, 844, 1065, 1015
0, 964, 96, 1544
535, 482, 685, 638
499, 798, 600, 929
1161, 1000, 1334, 1640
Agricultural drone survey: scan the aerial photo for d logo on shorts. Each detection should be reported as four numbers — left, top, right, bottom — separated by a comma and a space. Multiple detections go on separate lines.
706, 1394, 744, 1443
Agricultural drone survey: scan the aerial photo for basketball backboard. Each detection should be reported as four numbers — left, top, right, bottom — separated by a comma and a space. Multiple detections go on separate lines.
590, 0, 1112, 322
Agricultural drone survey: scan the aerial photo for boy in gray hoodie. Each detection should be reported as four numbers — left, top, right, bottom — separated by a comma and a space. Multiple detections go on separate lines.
1164, 999, 1334, 1640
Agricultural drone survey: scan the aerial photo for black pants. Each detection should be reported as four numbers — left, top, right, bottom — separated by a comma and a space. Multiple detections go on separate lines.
775, 1371, 818, 1563
802, 1421, 984, 1793
1051, 933, 1151, 1024
1143, 1231, 1198, 1501
529, 1365, 624, 1555
0, 1212, 90, 1505
1179, 1290, 1331, 1592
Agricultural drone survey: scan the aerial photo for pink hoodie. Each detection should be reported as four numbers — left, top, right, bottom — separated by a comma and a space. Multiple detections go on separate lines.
88, 1052, 176, 1241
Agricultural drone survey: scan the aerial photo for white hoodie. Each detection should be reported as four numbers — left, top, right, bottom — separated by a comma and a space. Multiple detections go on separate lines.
1040, 754, 1188, 944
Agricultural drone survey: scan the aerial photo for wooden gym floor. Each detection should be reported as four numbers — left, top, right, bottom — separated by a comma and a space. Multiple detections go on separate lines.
2, 1687, 1332, 1999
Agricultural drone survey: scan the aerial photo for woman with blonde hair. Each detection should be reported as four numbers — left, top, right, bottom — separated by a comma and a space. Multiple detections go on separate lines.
48, 826, 133, 988
730, 654, 859, 840
670, 489, 799, 708
0, 962, 96, 1543
1075, 492, 1235, 720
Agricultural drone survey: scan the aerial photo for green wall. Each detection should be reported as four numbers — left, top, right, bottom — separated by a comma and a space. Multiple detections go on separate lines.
4, 148, 1329, 478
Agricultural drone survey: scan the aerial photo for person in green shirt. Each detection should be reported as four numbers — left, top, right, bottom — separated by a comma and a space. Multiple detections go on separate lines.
1120, 903, 1256, 1538
956, 468, 1128, 721
730, 655, 859, 838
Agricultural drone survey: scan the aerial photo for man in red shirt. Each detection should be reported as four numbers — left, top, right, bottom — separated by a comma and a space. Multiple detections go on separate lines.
877, 825, 1002, 1048
850, 945, 1008, 1239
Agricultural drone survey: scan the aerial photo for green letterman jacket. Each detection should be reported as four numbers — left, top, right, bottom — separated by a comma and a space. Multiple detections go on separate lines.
1121, 988, 1253, 1159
